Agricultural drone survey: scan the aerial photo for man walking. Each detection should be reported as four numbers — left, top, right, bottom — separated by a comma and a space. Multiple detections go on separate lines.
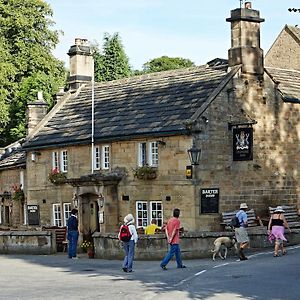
235, 203, 250, 260
67, 208, 79, 259
160, 208, 186, 270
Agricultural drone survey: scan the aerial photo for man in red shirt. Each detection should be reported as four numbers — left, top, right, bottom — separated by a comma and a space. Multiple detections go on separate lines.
160, 208, 186, 270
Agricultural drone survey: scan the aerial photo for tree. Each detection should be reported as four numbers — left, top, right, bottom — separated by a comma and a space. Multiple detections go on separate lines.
94, 33, 131, 82
0, 0, 66, 146
142, 56, 195, 73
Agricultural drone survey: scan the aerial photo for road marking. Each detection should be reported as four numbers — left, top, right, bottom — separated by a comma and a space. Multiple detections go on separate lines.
194, 270, 207, 276
213, 263, 229, 268
174, 270, 206, 287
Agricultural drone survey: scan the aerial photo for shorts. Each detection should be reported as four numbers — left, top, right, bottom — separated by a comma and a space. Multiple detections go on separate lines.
235, 227, 250, 244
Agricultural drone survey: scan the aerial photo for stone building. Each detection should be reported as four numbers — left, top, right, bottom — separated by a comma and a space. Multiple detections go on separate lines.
2, 3, 300, 235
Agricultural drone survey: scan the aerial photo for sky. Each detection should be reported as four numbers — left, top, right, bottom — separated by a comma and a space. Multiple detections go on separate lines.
46, 0, 300, 70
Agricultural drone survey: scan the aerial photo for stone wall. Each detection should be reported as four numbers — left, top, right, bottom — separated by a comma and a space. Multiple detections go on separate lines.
93, 229, 300, 260
265, 27, 300, 70
0, 231, 55, 254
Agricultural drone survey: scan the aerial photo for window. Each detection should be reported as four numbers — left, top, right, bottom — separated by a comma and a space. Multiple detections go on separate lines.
136, 201, 163, 228
52, 151, 59, 169
93, 145, 110, 170
102, 145, 110, 169
61, 150, 68, 172
63, 203, 72, 226
138, 142, 158, 167
51, 150, 68, 173
53, 204, 62, 227
94, 146, 100, 170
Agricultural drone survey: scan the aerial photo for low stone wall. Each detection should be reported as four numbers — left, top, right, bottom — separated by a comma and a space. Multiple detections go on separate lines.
0, 231, 55, 255
93, 228, 300, 260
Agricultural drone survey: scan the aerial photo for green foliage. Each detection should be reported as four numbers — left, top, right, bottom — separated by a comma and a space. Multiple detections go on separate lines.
0, 0, 67, 146
133, 165, 157, 180
94, 33, 131, 82
142, 56, 195, 73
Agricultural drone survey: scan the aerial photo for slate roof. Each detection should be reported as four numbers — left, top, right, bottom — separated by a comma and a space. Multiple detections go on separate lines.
23, 66, 233, 149
265, 67, 300, 103
0, 149, 26, 170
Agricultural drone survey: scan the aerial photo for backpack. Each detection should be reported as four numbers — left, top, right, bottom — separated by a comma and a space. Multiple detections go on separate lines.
119, 224, 132, 242
230, 216, 240, 228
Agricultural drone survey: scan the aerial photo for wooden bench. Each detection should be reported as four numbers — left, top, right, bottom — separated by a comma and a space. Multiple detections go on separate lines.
269, 205, 300, 229
42, 226, 67, 252
221, 209, 260, 230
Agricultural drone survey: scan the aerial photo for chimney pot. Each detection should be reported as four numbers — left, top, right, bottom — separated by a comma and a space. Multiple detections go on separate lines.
245, 2, 252, 9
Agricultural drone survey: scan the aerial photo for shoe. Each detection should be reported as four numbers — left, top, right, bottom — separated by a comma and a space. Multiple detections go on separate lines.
122, 267, 128, 272
240, 256, 248, 261
282, 251, 287, 255
161, 265, 167, 270
178, 265, 186, 268
127, 270, 134, 273
273, 254, 279, 257
72, 257, 79, 260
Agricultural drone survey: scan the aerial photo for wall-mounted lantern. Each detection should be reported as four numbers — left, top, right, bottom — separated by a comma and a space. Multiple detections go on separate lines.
97, 194, 104, 208
187, 140, 201, 166
72, 193, 78, 208
31, 151, 41, 162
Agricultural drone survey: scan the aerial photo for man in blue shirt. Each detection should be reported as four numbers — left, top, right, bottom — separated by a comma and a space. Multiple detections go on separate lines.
67, 208, 79, 259
235, 203, 250, 261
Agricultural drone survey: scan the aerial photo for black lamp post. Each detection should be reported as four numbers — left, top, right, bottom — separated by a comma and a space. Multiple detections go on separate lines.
187, 140, 201, 165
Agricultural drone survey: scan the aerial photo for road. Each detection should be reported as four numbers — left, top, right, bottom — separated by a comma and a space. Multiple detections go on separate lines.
0, 245, 299, 300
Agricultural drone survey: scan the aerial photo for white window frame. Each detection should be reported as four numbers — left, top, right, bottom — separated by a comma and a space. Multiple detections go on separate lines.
136, 201, 163, 228
0, 205, 2, 224
60, 150, 68, 173
138, 142, 158, 167
94, 146, 100, 170
63, 203, 72, 226
52, 151, 59, 170
53, 204, 62, 227
101, 145, 110, 169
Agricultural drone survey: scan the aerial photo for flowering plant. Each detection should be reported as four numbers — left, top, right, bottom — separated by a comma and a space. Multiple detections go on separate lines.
81, 240, 94, 252
48, 168, 66, 184
12, 184, 25, 201
133, 165, 157, 180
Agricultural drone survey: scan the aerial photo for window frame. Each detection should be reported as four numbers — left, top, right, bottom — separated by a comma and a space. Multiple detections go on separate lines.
136, 200, 163, 228
60, 150, 68, 173
63, 203, 72, 226
52, 151, 59, 170
94, 146, 100, 170
101, 145, 110, 170
138, 141, 158, 167
52, 204, 62, 227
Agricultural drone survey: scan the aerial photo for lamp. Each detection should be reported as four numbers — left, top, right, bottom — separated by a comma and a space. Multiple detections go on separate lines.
97, 194, 104, 208
31, 151, 41, 162
187, 140, 201, 165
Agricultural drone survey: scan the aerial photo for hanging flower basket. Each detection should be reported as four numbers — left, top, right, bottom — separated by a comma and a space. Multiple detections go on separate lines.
133, 165, 157, 180
12, 184, 25, 201
48, 168, 67, 184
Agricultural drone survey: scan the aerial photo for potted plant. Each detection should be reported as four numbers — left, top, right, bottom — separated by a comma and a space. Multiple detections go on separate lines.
133, 165, 157, 180
48, 168, 67, 184
81, 240, 94, 258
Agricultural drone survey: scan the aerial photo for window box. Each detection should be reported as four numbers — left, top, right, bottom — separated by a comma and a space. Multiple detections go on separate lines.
133, 165, 157, 180
48, 168, 67, 184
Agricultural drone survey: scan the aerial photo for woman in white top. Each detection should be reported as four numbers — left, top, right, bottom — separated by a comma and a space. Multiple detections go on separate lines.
121, 214, 138, 272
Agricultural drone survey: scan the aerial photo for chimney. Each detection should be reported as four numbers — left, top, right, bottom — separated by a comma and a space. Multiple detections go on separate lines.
67, 38, 94, 91
226, 2, 265, 76
26, 91, 48, 135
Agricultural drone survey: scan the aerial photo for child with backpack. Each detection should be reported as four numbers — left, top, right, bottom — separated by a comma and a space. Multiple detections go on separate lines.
118, 213, 138, 273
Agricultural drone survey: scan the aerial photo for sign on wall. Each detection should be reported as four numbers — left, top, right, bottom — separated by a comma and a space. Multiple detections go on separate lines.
200, 188, 219, 214
27, 205, 40, 225
186, 165, 193, 179
233, 127, 253, 161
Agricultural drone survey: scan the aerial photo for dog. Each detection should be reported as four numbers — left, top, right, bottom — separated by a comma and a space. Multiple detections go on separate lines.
211, 236, 238, 261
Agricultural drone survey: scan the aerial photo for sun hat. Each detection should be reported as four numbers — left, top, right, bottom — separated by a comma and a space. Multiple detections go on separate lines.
124, 213, 135, 224
240, 203, 248, 209
274, 206, 285, 213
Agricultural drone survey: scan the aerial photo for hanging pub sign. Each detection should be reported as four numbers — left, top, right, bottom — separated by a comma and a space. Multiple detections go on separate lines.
27, 205, 40, 225
233, 127, 253, 161
200, 188, 219, 214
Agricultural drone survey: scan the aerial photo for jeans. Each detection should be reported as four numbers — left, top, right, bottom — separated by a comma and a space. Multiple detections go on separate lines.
67, 230, 79, 258
122, 240, 135, 271
160, 244, 183, 268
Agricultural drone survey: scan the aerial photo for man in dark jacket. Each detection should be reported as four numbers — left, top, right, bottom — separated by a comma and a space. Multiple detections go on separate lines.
67, 208, 79, 259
